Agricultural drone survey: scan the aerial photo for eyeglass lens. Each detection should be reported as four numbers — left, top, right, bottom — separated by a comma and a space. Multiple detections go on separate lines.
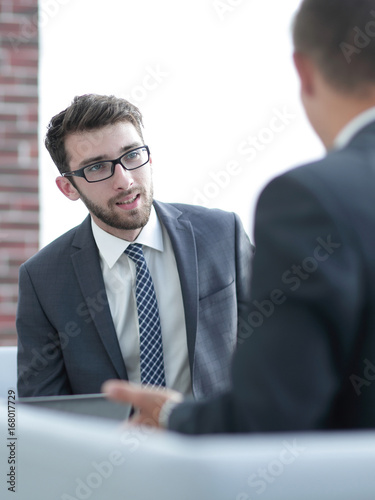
84, 147, 149, 182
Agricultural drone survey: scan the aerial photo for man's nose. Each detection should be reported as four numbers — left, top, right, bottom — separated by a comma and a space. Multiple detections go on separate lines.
112, 163, 134, 189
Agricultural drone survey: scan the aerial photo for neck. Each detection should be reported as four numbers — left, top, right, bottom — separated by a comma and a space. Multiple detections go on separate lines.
319, 85, 375, 149
91, 213, 143, 242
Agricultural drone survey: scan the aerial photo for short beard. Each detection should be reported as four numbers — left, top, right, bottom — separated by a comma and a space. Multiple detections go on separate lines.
76, 185, 153, 232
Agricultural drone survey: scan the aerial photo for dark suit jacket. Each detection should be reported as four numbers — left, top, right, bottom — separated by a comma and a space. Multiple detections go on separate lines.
17, 201, 253, 399
169, 121, 375, 433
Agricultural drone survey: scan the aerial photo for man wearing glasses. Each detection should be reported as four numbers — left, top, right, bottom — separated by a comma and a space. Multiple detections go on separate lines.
16, 94, 253, 399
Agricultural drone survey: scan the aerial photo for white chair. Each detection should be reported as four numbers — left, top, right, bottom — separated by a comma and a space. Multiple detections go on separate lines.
1, 401, 375, 500
0, 345, 18, 399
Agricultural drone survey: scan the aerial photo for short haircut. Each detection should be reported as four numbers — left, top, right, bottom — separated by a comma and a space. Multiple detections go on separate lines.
45, 94, 144, 174
292, 0, 375, 92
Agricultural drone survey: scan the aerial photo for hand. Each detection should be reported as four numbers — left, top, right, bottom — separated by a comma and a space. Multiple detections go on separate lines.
102, 380, 183, 428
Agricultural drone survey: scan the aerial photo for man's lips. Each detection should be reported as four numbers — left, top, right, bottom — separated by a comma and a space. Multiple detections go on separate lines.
116, 194, 139, 205
114, 193, 140, 210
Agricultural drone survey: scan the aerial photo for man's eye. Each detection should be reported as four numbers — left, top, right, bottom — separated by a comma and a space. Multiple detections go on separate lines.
87, 163, 106, 172
125, 151, 140, 161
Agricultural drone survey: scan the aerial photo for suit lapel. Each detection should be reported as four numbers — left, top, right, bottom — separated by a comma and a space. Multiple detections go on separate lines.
71, 217, 128, 380
153, 202, 198, 369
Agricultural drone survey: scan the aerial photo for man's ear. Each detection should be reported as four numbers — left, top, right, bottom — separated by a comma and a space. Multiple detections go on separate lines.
293, 52, 316, 97
55, 176, 81, 201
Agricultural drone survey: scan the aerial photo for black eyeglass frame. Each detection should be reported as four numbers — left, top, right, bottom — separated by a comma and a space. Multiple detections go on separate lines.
61, 145, 150, 183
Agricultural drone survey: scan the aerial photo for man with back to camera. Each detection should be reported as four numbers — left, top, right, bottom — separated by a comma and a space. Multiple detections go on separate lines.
16, 94, 253, 399
103, 0, 375, 433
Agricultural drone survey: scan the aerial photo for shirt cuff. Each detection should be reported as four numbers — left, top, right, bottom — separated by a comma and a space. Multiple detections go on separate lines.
158, 396, 183, 428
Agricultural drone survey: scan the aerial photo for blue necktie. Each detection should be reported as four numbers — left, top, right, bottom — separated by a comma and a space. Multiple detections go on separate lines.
125, 243, 166, 387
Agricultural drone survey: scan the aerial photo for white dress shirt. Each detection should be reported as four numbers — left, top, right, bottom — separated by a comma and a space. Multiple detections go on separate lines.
91, 207, 192, 395
334, 106, 375, 150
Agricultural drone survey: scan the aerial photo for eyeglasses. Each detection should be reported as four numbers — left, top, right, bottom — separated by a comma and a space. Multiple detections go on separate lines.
62, 145, 150, 183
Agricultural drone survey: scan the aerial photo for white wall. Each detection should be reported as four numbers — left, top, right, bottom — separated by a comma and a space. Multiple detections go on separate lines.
39, 0, 324, 246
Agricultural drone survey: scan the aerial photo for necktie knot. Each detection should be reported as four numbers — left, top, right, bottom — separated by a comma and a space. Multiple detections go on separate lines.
125, 243, 145, 266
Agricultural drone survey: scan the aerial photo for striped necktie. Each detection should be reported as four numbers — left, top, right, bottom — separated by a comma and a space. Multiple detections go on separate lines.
125, 243, 166, 386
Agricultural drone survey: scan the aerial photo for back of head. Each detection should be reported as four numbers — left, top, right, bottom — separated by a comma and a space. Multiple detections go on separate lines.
293, 0, 375, 93
45, 94, 144, 174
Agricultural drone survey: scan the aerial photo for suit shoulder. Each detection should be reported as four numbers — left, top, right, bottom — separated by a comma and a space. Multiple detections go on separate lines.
165, 201, 237, 223
259, 145, 374, 226
283, 143, 369, 185
21, 220, 86, 270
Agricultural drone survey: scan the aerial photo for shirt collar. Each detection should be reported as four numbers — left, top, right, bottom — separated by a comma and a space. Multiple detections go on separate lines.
333, 106, 375, 150
91, 205, 164, 269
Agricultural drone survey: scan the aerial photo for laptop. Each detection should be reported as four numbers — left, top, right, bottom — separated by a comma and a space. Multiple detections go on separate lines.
17, 393, 132, 421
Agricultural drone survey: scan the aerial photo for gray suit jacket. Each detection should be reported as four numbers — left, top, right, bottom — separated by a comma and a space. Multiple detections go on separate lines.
169, 121, 375, 433
17, 201, 253, 399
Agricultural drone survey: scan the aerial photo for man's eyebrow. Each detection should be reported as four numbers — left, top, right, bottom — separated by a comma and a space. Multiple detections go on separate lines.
77, 142, 143, 168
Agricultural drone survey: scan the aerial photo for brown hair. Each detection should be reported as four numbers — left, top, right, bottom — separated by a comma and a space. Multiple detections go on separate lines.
45, 94, 144, 174
292, 0, 375, 92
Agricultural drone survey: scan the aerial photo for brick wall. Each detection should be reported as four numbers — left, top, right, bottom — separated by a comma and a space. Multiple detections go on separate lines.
0, 0, 39, 345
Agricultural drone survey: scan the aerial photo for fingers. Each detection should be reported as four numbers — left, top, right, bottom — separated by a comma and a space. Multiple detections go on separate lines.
101, 379, 166, 428
102, 379, 142, 405
102, 380, 183, 429
102, 380, 169, 410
